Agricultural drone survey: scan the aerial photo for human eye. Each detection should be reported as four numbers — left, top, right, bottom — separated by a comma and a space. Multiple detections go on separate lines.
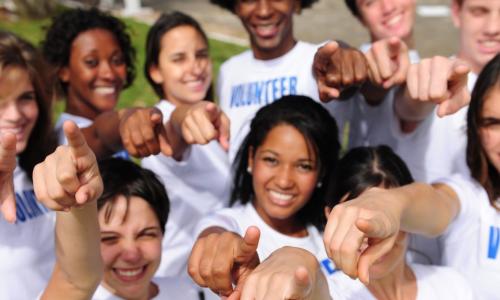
111, 54, 125, 66
196, 49, 209, 60
480, 117, 500, 130
171, 54, 185, 63
468, 6, 488, 16
262, 155, 278, 166
101, 235, 118, 244
297, 161, 314, 172
18, 91, 36, 102
84, 58, 98, 68
139, 228, 160, 239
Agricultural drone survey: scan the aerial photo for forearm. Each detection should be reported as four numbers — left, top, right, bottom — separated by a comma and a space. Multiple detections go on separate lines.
82, 110, 122, 158
54, 201, 102, 293
395, 182, 459, 237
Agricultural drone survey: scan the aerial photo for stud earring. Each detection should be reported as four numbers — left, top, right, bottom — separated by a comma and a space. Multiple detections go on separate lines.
247, 166, 252, 174
317, 182, 322, 188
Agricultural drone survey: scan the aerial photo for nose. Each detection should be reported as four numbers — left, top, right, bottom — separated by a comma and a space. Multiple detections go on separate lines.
190, 57, 205, 76
485, 12, 500, 36
275, 165, 294, 189
256, 0, 272, 18
120, 241, 142, 263
381, 0, 396, 14
98, 61, 116, 81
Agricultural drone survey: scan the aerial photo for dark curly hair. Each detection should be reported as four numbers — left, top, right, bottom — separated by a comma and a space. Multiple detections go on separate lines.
231, 95, 340, 230
0, 31, 57, 179
210, 0, 319, 12
42, 7, 136, 92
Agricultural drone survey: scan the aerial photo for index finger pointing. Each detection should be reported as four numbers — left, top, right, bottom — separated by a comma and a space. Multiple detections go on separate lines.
63, 121, 90, 158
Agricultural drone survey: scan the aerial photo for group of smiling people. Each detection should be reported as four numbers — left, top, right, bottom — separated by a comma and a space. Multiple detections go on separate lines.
0, 0, 499, 299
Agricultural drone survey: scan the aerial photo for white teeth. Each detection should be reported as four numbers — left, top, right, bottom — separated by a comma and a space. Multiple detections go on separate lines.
481, 41, 500, 49
1, 127, 23, 134
269, 190, 293, 202
255, 24, 277, 35
116, 267, 142, 277
387, 14, 402, 26
94, 87, 115, 95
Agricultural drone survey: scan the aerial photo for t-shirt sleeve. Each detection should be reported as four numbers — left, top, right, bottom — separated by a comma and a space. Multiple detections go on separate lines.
193, 208, 242, 238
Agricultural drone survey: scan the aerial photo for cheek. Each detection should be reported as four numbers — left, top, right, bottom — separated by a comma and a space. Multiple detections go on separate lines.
24, 102, 39, 122
141, 240, 162, 263
100, 244, 121, 268
298, 173, 319, 198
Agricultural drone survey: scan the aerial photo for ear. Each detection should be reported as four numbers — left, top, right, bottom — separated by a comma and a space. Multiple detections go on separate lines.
450, 0, 462, 29
148, 64, 164, 84
58, 66, 70, 83
247, 146, 255, 171
324, 206, 331, 219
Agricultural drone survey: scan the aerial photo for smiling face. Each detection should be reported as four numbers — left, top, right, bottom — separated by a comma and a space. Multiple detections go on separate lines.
99, 195, 163, 300
59, 28, 127, 120
452, 0, 500, 74
149, 25, 212, 106
479, 85, 500, 173
355, 0, 416, 45
235, 0, 299, 60
0, 67, 39, 154
248, 124, 319, 232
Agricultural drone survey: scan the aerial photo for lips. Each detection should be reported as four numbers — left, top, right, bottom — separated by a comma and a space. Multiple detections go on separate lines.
113, 265, 147, 282
478, 40, 500, 54
0, 125, 26, 141
253, 22, 280, 39
94, 86, 117, 96
268, 190, 294, 206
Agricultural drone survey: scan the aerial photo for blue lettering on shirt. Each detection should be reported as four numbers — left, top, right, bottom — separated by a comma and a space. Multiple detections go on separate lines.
488, 225, 500, 259
321, 258, 338, 275
15, 190, 50, 224
229, 76, 299, 108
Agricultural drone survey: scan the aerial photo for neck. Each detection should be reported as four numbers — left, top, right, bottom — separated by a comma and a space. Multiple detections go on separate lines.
371, 33, 415, 50
252, 39, 297, 60
252, 201, 308, 237
65, 93, 99, 121
367, 263, 416, 300
456, 51, 481, 75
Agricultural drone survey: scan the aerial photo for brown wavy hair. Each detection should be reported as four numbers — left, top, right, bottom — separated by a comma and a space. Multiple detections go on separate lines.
466, 54, 500, 210
0, 31, 57, 179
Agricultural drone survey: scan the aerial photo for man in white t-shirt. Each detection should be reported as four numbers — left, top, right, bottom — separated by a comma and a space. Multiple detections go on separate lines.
209, 0, 349, 160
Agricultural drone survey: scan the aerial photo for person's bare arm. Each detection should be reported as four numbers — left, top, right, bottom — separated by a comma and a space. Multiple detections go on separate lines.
35, 121, 103, 299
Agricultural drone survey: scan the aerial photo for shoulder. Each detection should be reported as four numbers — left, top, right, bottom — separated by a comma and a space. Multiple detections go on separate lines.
220, 50, 253, 70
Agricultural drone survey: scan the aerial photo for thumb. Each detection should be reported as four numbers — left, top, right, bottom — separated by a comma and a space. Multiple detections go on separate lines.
235, 226, 260, 263
74, 176, 103, 205
157, 124, 173, 157
63, 121, 91, 159
149, 107, 164, 125
0, 133, 17, 223
448, 63, 470, 85
314, 41, 340, 73
218, 113, 230, 152
387, 37, 403, 58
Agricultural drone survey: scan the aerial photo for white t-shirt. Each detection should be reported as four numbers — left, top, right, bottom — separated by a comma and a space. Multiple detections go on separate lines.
55, 112, 129, 159
92, 277, 201, 300
217, 41, 343, 161
438, 174, 500, 300
141, 100, 231, 278
0, 164, 56, 300
328, 263, 474, 300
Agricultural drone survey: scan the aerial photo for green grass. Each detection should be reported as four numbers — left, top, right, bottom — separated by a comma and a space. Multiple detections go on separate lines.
0, 15, 246, 108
